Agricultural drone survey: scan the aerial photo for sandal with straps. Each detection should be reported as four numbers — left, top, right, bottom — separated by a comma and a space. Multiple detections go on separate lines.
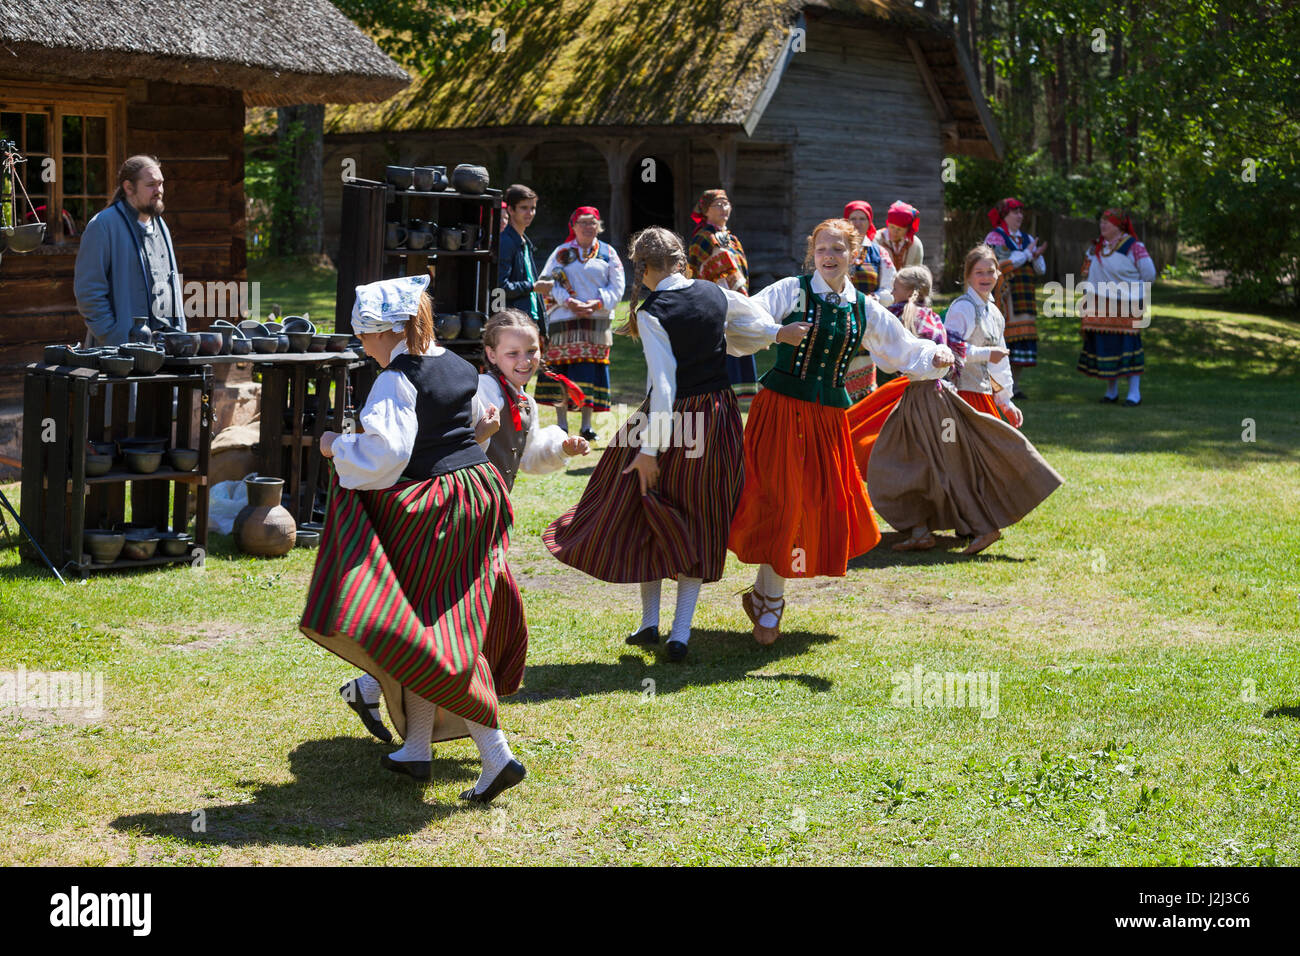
740, 586, 785, 646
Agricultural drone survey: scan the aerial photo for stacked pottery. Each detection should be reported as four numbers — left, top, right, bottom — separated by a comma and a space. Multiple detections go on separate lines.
233, 475, 297, 556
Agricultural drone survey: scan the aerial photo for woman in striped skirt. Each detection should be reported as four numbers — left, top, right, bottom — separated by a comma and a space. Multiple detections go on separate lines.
302, 275, 528, 803
544, 226, 802, 662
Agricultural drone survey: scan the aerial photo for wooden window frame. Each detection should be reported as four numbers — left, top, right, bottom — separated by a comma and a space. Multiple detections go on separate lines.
0, 82, 126, 247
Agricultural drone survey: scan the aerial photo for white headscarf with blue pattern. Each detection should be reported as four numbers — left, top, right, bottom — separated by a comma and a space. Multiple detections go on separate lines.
351, 275, 429, 335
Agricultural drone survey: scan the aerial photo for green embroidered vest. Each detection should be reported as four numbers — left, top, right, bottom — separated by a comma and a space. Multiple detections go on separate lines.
760, 275, 867, 409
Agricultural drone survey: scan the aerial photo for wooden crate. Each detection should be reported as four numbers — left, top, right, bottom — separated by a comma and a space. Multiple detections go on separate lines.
19, 363, 212, 576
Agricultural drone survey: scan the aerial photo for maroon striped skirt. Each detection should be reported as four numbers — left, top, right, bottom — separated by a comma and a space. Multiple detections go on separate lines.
300, 462, 527, 740
544, 389, 744, 583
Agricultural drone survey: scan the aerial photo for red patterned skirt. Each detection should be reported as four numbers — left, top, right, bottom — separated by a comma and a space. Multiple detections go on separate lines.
300, 463, 527, 741
544, 389, 744, 583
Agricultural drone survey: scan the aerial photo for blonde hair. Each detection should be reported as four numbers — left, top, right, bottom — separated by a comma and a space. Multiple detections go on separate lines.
963, 243, 1000, 285
803, 218, 863, 272
893, 265, 933, 335
622, 226, 688, 339
407, 294, 434, 354
483, 308, 540, 361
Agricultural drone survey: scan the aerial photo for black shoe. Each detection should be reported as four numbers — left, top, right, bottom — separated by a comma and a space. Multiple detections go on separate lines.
380, 754, 431, 781
1123, 397, 1142, 406
459, 759, 526, 803
579, 427, 599, 442
626, 626, 659, 646
1100, 395, 1119, 403
666, 640, 688, 663
1013, 388, 1027, 400
340, 680, 392, 743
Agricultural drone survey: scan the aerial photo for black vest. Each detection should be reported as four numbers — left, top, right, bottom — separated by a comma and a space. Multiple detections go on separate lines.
484, 376, 533, 492
388, 351, 488, 479
639, 280, 731, 399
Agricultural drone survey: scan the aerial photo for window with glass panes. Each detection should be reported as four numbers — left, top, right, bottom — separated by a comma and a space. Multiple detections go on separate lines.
0, 89, 121, 244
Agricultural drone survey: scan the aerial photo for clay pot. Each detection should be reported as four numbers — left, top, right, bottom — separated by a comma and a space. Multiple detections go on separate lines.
250, 336, 279, 354
120, 343, 165, 373
129, 316, 153, 344
168, 448, 199, 471
435, 313, 461, 340
83, 530, 125, 565
196, 332, 224, 356
451, 164, 489, 195
84, 453, 113, 477
122, 529, 160, 561
234, 475, 297, 557
157, 532, 192, 557
459, 310, 485, 340
125, 450, 162, 474
328, 333, 350, 351
286, 331, 312, 352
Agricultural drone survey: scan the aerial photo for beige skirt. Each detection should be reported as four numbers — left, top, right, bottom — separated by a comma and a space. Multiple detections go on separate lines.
867, 380, 1064, 536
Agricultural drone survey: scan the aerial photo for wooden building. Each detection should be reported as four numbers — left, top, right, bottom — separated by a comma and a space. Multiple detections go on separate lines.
0, 0, 408, 473
320, 0, 1002, 286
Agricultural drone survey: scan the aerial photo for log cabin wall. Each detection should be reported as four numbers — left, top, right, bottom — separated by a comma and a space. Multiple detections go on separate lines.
0, 76, 244, 411
749, 18, 947, 287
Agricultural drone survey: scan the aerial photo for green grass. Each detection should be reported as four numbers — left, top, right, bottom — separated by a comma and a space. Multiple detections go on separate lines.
1, 272, 1298, 865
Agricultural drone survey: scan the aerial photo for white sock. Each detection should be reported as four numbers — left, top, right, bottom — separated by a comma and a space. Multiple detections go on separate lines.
1126, 376, 1141, 402
1104, 380, 1119, 399
556, 409, 569, 432
388, 690, 435, 763
669, 577, 702, 644
356, 672, 382, 722
581, 406, 593, 430
755, 564, 786, 629
638, 580, 661, 633
465, 717, 515, 793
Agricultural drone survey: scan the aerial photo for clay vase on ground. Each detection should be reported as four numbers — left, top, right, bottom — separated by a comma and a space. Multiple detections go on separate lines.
233, 475, 297, 556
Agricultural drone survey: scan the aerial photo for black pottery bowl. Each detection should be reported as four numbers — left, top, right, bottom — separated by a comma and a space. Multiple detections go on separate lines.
263, 321, 284, 334
239, 319, 268, 337
309, 334, 328, 352
250, 336, 279, 354
66, 348, 100, 369
281, 316, 315, 335
295, 529, 321, 549
168, 448, 199, 471
196, 332, 224, 356
157, 532, 192, 557
459, 310, 486, 340
231, 337, 252, 356
119, 343, 165, 373
286, 331, 313, 352
276, 334, 291, 353
160, 332, 200, 357
386, 165, 415, 189
84, 453, 113, 477
44, 344, 71, 365
83, 530, 125, 565
89, 441, 116, 457
118, 436, 167, 455
99, 354, 134, 378
125, 450, 163, 474
451, 164, 490, 195
328, 334, 350, 351
122, 530, 159, 561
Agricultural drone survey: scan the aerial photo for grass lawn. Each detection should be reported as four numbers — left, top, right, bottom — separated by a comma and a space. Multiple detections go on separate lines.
1, 272, 1298, 866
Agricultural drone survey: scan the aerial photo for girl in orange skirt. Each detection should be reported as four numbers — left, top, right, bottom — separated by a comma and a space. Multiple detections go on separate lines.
943, 244, 1024, 428
730, 219, 955, 645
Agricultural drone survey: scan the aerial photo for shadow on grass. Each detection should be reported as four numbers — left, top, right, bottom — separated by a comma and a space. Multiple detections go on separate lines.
848, 533, 1029, 570
111, 736, 479, 847
512, 627, 835, 703
1264, 704, 1300, 720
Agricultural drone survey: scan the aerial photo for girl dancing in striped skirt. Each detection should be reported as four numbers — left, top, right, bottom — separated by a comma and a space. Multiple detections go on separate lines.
545, 227, 806, 662
302, 275, 527, 803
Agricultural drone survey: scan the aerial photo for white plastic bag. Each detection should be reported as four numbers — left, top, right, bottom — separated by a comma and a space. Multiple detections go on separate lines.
208, 474, 251, 535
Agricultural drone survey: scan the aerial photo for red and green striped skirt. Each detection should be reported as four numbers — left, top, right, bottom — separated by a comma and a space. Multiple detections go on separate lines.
300, 462, 527, 741
544, 389, 744, 583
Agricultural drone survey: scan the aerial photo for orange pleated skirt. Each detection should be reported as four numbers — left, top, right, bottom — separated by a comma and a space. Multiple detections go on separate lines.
728, 389, 880, 577
845, 375, 910, 480
958, 389, 1011, 425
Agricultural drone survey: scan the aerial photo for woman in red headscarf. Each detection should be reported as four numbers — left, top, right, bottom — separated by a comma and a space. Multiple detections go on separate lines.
1077, 209, 1155, 405
841, 200, 896, 401
686, 189, 758, 408
879, 201, 924, 272
534, 206, 626, 440
984, 198, 1047, 397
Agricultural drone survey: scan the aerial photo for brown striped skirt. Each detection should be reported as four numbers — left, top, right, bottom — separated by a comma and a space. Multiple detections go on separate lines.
299, 462, 527, 741
544, 389, 744, 583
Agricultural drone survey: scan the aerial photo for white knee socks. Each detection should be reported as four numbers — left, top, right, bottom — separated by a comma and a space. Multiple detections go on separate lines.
755, 564, 786, 629
465, 717, 516, 794
581, 406, 593, 430
556, 409, 569, 432
1126, 375, 1141, 402
1104, 380, 1119, 399
388, 690, 435, 763
638, 580, 661, 633
669, 576, 702, 645
356, 671, 382, 723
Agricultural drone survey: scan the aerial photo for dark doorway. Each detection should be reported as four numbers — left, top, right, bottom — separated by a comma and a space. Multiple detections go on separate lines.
627, 154, 674, 236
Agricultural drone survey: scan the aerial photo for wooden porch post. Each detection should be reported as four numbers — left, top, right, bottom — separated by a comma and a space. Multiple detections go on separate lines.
711, 133, 737, 196
587, 136, 643, 253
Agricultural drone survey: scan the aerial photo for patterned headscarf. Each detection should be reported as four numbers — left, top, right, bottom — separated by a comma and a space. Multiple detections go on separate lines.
691, 189, 729, 232
566, 206, 602, 243
886, 201, 920, 240
351, 274, 428, 335
1092, 208, 1139, 256
987, 197, 1025, 232
842, 200, 876, 241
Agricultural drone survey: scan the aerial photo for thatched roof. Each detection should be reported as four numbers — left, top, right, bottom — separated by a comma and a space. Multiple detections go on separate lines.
0, 0, 410, 106
324, 0, 1000, 158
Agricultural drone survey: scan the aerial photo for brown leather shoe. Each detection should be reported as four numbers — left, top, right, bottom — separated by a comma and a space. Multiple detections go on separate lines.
892, 533, 936, 551
962, 530, 1002, 555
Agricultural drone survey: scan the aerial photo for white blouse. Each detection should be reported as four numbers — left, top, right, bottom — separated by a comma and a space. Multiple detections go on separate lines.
540, 240, 626, 322
986, 230, 1046, 273
474, 373, 570, 476
635, 273, 781, 456
752, 272, 947, 381
868, 239, 898, 307
330, 340, 490, 490
943, 286, 1015, 404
